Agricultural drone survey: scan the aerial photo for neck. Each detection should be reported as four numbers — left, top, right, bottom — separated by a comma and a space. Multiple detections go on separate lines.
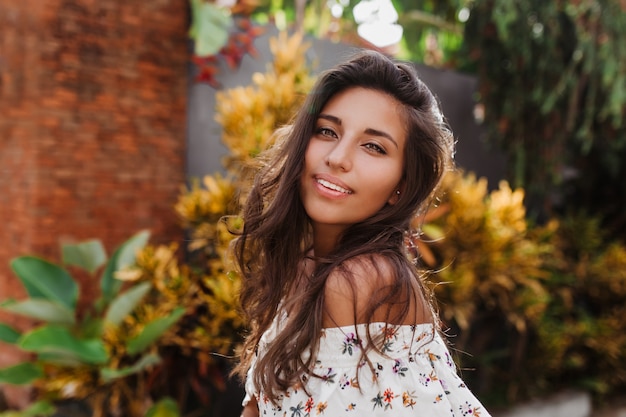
312, 224, 344, 257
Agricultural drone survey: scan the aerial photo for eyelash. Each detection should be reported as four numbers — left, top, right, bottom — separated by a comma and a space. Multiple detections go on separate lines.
364, 143, 386, 155
316, 127, 337, 138
315, 127, 387, 155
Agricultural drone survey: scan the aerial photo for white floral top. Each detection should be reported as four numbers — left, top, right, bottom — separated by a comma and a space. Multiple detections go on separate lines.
243, 314, 491, 417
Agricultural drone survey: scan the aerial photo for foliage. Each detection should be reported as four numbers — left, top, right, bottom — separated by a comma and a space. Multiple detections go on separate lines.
189, 0, 265, 87
251, 0, 470, 66
423, 171, 626, 404
0, 400, 55, 417
394, 0, 467, 66
180, 26, 626, 408
119, 31, 316, 415
214, 30, 315, 175
462, 0, 626, 236
0, 232, 186, 417
528, 215, 626, 398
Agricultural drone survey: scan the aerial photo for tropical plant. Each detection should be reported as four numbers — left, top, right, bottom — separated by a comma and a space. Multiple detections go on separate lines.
189, 0, 265, 87
107, 32, 316, 414
0, 231, 185, 417
462, 0, 626, 237
214, 30, 315, 175
420, 170, 626, 405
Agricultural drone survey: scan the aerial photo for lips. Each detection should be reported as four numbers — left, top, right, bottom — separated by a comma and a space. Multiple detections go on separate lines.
315, 177, 353, 194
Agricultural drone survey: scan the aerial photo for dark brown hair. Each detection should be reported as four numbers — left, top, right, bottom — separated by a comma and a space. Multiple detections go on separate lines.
232, 49, 454, 402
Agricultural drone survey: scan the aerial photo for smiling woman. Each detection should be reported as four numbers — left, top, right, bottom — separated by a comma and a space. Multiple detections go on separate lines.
231, 50, 491, 417
300, 88, 406, 256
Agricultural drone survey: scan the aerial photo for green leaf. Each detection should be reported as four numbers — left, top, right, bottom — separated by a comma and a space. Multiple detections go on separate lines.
0, 362, 43, 385
126, 307, 186, 355
0, 299, 75, 325
100, 353, 161, 383
0, 323, 21, 344
19, 325, 108, 365
77, 316, 105, 340
144, 397, 180, 417
189, 0, 232, 56
62, 239, 107, 274
9, 257, 78, 311
101, 230, 150, 305
0, 400, 56, 416
36, 351, 89, 367
104, 282, 152, 327
115, 230, 151, 271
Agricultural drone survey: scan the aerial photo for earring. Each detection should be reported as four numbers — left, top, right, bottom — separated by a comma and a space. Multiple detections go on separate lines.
396, 190, 401, 195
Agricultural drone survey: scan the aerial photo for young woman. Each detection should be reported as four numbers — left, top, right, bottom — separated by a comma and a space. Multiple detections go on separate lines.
233, 50, 491, 417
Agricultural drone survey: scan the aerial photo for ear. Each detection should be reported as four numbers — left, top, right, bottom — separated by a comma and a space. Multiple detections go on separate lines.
387, 182, 405, 205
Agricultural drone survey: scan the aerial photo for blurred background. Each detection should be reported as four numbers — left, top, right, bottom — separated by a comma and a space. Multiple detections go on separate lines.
0, 1, 625, 416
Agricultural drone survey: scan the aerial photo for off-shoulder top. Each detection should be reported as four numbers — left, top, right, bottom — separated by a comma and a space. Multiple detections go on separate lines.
243, 311, 491, 416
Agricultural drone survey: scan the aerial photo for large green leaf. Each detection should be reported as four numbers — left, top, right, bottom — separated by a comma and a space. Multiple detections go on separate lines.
77, 316, 104, 340
0, 323, 21, 344
9, 256, 78, 311
0, 299, 75, 325
144, 397, 180, 417
100, 353, 161, 383
36, 351, 90, 367
189, 0, 232, 56
62, 239, 107, 274
0, 400, 56, 416
100, 230, 150, 305
0, 362, 43, 385
126, 307, 186, 355
104, 282, 152, 327
19, 325, 108, 365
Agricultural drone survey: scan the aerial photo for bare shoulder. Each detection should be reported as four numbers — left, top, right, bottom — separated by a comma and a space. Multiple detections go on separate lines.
323, 254, 430, 327
326, 254, 393, 294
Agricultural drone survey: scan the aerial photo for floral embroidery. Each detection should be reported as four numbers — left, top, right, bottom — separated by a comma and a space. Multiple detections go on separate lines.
339, 374, 351, 389
383, 388, 395, 407
381, 326, 398, 352
342, 333, 361, 355
316, 402, 327, 414
371, 392, 384, 410
459, 401, 482, 416
248, 323, 490, 416
402, 391, 417, 408
371, 388, 395, 411
392, 359, 408, 377
424, 348, 441, 366
304, 398, 314, 413
290, 402, 306, 416
320, 368, 336, 384
418, 371, 438, 386
440, 377, 451, 394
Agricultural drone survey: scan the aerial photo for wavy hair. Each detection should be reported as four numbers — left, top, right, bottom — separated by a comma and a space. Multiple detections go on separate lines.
232, 49, 454, 402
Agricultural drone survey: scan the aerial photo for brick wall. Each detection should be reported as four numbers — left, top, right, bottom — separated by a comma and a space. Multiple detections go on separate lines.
0, 0, 189, 388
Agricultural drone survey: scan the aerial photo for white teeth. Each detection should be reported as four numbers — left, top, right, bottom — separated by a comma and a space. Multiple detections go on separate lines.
317, 179, 352, 194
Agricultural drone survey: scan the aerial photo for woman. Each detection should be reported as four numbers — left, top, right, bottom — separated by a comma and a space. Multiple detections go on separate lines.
233, 50, 490, 417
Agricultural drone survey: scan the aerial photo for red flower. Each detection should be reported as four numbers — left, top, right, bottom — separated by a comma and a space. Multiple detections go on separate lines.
383, 388, 395, 403
305, 397, 314, 412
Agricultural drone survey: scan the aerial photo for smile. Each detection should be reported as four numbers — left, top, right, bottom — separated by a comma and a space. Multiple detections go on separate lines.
316, 178, 353, 194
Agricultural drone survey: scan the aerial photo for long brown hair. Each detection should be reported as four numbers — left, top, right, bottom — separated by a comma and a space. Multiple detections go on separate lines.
232, 49, 454, 401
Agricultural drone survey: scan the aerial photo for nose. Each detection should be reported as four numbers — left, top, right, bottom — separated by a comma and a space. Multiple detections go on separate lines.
324, 140, 352, 171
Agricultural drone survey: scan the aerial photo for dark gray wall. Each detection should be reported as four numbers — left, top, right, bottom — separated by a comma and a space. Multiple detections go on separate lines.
186, 27, 506, 187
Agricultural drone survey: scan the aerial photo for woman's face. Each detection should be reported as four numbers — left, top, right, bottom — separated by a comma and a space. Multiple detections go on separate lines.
300, 87, 407, 240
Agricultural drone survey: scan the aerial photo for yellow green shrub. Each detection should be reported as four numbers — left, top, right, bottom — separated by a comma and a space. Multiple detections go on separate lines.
149, 31, 626, 408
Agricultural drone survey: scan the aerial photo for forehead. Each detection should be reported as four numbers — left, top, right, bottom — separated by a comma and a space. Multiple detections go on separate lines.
320, 88, 406, 141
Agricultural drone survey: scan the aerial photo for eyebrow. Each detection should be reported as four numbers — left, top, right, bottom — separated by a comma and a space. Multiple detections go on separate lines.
318, 114, 399, 149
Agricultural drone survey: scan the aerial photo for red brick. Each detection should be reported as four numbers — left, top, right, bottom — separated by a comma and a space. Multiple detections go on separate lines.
0, 0, 189, 400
